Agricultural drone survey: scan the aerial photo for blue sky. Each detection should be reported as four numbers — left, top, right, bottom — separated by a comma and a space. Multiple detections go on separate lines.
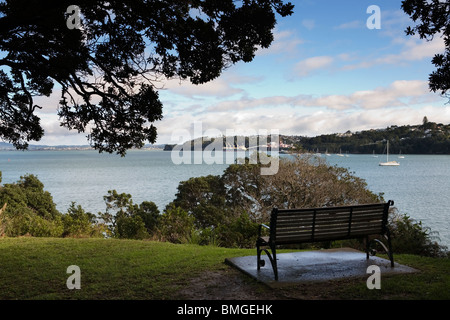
35, 0, 450, 145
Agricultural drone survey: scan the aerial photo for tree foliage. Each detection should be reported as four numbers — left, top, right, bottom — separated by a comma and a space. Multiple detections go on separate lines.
402, 0, 450, 97
388, 209, 448, 257
0, 0, 293, 155
99, 189, 160, 239
158, 204, 194, 244
62, 202, 106, 237
0, 173, 104, 237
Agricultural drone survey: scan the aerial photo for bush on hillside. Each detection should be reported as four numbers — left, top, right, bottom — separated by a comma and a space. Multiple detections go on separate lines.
98, 189, 160, 239
0, 173, 64, 237
388, 209, 448, 257
62, 202, 106, 238
157, 205, 194, 244
0, 173, 105, 238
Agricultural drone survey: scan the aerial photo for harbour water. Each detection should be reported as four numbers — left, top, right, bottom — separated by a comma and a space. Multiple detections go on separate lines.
0, 150, 449, 248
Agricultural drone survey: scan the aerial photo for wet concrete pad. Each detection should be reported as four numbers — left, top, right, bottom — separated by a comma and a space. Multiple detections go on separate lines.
225, 248, 418, 288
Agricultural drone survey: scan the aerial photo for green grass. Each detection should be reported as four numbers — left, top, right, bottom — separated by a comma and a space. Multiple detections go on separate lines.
0, 237, 253, 299
294, 253, 450, 300
347, 254, 450, 300
0, 237, 449, 300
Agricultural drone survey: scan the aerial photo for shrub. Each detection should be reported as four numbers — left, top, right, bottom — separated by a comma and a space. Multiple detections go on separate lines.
0, 173, 105, 238
388, 210, 448, 257
158, 205, 194, 244
215, 212, 259, 248
98, 190, 160, 239
116, 215, 149, 240
1, 209, 63, 237
62, 202, 105, 238
0, 173, 64, 237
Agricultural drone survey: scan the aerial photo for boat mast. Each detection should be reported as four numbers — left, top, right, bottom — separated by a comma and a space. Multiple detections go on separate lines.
386, 140, 389, 162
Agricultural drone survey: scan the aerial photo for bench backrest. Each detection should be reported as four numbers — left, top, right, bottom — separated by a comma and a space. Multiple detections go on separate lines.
270, 201, 393, 245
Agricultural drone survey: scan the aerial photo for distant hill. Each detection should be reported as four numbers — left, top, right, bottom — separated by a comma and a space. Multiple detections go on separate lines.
293, 121, 450, 155
164, 121, 450, 155
0, 142, 12, 149
0, 142, 93, 151
0, 142, 165, 151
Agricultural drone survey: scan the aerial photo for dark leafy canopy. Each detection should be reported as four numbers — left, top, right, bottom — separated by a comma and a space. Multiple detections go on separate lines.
0, 0, 293, 155
402, 0, 450, 97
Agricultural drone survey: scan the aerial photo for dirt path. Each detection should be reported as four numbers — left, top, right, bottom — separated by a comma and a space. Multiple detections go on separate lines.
174, 267, 349, 300
175, 268, 283, 300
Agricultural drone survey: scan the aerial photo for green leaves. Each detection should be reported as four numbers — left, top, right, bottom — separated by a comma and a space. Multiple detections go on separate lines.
99, 189, 160, 239
402, 0, 450, 97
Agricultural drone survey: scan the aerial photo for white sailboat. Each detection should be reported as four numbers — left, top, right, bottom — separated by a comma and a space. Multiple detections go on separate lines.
379, 141, 400, 166
315, 148, 322, 156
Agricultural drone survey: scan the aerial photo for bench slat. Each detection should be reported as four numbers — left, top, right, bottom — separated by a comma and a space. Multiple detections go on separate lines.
277, 203, 384, 212
266, 202, 390, 243
276, 213, 384, 224
277, 206, 385, 216
277, 209, 384, 219
276, 220, 383, 231
276, 219, 384, 231
275, 228, 384, 243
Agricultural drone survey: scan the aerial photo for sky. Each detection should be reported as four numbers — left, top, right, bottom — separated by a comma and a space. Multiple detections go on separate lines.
34, 0, 450, 146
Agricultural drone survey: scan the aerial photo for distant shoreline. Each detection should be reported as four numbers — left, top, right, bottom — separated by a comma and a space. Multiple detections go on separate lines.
2, 148, 450, 156
2, 120, 450, 154
0, 144, 165, 152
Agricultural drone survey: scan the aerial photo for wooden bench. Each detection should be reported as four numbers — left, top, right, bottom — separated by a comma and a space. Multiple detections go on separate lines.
256, 201, 395, 280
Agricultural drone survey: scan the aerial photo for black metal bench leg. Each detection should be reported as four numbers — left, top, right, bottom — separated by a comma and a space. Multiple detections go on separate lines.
365, 236, 370, 260
256, 244, 262, 270
272, 246, 278, 281
386, 230, 394, 267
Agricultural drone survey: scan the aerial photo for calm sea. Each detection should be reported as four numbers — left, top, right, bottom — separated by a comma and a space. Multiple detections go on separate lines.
0, 150, 449, 248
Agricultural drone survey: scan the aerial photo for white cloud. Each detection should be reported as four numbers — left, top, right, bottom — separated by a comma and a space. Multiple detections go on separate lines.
207, 95, 310, 112
36, 114, 89, 145
302, 19, 315, 30
207, 80, 437, 112
155, 104, 450, 144
302, 80, 435, 111
342, 36, 445, 71
334, 20, 362, 30
33, 89, 63, 114
163, 77, 243, 98
294, 56, 334, 77
257, 29, 303, 56
348, 80, 432, 110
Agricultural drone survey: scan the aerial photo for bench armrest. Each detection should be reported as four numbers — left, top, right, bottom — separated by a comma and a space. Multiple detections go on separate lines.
258, 223, 270, 237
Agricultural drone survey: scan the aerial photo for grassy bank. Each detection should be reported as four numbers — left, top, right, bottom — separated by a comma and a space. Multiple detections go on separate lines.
0, 237, 252, 299
0, 237, 449, 300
